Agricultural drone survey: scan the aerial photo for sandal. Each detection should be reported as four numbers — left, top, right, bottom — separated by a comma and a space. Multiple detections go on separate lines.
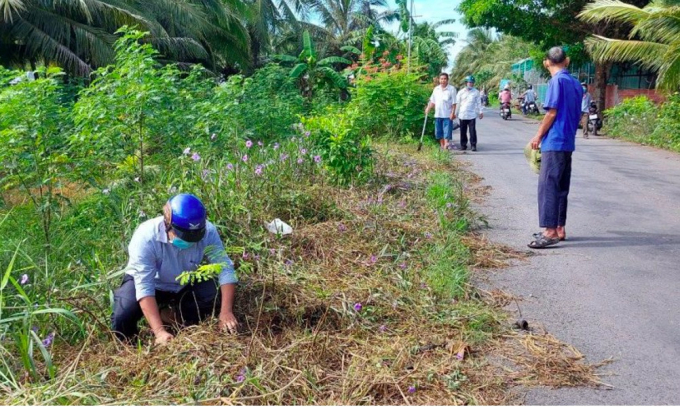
528, 234, 560, 249
533, 231, 566, 241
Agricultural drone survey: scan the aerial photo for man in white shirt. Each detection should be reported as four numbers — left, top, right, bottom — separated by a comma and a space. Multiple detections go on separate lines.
455, 75, 484, 151
425, 73, 457, 150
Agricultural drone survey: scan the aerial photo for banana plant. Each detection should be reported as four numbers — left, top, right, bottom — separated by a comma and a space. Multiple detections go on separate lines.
274, 30, 351, 99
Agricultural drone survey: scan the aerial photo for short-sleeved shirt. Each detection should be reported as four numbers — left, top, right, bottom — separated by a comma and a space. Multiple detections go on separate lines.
524, 90, 536, 103
541, 69, 583, 152
582, 92, 592, 113
500, 90, 512, 103
429, 85, 457, 118
124, 216, 238, 300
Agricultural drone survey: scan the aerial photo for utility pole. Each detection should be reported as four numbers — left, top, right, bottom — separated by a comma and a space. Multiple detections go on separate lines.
407, 0, 414, 74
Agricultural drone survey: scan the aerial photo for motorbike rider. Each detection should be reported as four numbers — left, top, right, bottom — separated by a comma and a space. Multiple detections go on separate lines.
521, 85, 538, 115
500, 85, 512, 115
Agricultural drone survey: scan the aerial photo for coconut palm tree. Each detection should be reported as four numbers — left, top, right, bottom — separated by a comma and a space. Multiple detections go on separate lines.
579, 0, 680, 90
0, 0, 250, 75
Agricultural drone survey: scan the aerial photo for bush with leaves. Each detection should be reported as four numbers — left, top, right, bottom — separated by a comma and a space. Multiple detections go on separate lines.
0, 66, 73, 245
652, 94, 680, 152
603, 96, 658, 144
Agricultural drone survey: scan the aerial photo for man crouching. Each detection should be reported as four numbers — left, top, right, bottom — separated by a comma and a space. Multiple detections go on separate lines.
111, 193, 238, 344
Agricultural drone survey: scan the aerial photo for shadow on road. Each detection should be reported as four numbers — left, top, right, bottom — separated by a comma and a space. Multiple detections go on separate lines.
561, 230, 679, 248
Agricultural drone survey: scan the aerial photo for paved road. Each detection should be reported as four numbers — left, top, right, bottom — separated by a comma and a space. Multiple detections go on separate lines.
456, 108, 680, 405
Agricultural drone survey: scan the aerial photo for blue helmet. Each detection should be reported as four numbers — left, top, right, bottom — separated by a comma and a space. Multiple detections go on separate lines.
168, 194, 206, 242
465, 75, 475, 83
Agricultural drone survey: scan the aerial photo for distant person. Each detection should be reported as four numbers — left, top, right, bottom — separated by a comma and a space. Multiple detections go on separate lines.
111, 194, 239, 344
455, 75, 484, 151
425, 73, 457, 150
528, 47, 583, 249
580, 83, 592, 138
500, 84, 513, 114
521, 85, 537, 115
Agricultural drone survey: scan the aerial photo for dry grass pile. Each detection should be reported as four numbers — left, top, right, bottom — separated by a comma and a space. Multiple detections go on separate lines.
3, 144, 608, 405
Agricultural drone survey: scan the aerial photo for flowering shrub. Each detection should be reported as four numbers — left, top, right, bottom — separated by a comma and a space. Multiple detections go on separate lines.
603, 96, 657, 143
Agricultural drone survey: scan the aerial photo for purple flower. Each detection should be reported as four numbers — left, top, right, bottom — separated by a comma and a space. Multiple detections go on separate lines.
280, 154, 289, 162
211, 133, 216, 140
246, 140, 253, 148
407, 386, 416, 394
285, 259, 294, 266
202, 169, 210, 179
42, 332, 55, 347
273, 143, 280, 150
183, 147, 191, 155
398, 200, 406, 208
378, 325, 387, 333
370, 255, 377, 264
235, 374, 245, 383
446, 202, 453, 208
300, 148, 307, 155
242, 155, 248, 163
258, 141, 263, 147
353, 303, 362, 312
226, 163, 234, 171
31, 326, 38, 333
269, 248, 276, 255
20, 274, 29, 285
424, 232, 433, 239
191, 152, 201, 162
314, 155, 321, 163
255, 165, 263, 175
456, 350, 464, 361
254, 254, 260, 260
420, 282, 428, 289
337, 223, 347, 232
304, 131, 311, 137
297, 158, 304, 164
399, 262, 407, 270
242, 252, 249, 260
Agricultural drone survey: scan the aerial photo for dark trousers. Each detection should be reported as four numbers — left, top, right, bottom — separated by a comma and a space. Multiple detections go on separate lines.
111, 274, 220, 340
460, 119, 477, 148
538, 151, 572, 228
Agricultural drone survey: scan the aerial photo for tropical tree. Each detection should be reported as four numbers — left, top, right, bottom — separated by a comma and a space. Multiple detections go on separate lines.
579, 0, 680, 90
0, 0, 250, 75
274, 30, 350, 98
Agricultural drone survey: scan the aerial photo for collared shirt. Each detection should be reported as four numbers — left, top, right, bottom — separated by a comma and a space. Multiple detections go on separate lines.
456, 87, 483, 120
524, 90, 536, 103
124, 216, 237, 300
542, 69, 583, 152
429, 85, 457, 118
582, 92, 592, 113
500, 90, 512, 103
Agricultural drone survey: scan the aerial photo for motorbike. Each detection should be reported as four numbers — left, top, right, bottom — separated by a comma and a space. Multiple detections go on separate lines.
500, 102, 512, 120
524, 100, 539, 115
481, 94, 489, 106
586, 102, 602, 135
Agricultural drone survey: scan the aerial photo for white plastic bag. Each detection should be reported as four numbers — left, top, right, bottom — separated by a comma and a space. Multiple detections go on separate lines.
266, 218, 293, 235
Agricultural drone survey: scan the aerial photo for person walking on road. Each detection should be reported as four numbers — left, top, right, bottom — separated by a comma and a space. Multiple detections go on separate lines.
455, 75, 484, 151
528, 47, 583, 249
580, 83, 592, 139
425, 73, 457, 150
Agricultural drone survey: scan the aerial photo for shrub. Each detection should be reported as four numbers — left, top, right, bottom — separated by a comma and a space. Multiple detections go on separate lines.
603, 96, 657, 142
652, 93, 680, 152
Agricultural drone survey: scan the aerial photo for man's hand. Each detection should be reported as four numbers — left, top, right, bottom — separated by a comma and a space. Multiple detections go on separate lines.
450, 113, 457, 120
479, 113, 484, 120
219, 311, 239, 333
531, 135, 542, 150
154, 329, 174, 345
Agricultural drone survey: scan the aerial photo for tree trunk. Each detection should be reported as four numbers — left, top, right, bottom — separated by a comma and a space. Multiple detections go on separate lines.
594, 62, 611, 117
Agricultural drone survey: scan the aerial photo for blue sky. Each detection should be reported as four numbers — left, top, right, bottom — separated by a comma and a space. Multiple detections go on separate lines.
380, 0, 467, 69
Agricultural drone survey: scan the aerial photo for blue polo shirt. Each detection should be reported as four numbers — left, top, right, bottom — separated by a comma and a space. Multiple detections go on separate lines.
542, 69, 583, 152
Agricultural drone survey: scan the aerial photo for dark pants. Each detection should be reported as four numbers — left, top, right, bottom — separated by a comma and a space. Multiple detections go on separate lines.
111, 274, 220, 340
460, 119, 477, 148
538, 151, 572, 228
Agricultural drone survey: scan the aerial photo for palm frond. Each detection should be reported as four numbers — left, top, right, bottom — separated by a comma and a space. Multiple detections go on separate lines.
1, 0, 26, 23
578, 0, 649, 25
585, 35, 669, 70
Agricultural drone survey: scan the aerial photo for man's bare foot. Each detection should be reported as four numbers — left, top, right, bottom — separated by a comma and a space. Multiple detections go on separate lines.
556, 226, 566, 241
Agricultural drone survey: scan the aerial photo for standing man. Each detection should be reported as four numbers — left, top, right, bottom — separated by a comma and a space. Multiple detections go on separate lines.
425, 73, 457, 150
528, 47, 583, 249
111, 193, 239, 344
455, 75, 484, 151
580, 82, 592, 139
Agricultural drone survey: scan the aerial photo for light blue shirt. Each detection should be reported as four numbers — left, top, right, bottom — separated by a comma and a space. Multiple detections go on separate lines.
582, 92, 592, 113
124, 216, 237, 300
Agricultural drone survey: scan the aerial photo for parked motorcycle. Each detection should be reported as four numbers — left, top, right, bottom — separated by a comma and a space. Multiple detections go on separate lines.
587, 102, 602, 135
500, 102, 512, 120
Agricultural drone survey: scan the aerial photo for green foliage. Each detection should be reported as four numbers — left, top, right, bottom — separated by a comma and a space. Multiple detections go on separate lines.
605, 94, 680, 152
0, 66, 73, 245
